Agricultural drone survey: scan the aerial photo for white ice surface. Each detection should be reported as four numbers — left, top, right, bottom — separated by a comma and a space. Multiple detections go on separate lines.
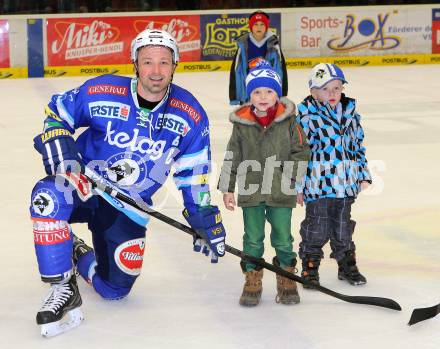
0, 65, 439, 348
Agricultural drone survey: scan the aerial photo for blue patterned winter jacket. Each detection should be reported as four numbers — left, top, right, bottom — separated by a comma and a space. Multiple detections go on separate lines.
296, 94, 372, 202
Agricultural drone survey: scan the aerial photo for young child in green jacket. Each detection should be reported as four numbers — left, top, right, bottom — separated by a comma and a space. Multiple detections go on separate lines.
219, 60, 310, 306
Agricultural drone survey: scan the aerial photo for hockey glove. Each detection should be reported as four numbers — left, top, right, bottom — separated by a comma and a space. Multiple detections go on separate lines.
33, 127, 83, 175
183, 206, 226, 263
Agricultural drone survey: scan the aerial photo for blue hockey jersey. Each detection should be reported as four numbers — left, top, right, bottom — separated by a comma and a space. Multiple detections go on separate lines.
42, 74, 213, 225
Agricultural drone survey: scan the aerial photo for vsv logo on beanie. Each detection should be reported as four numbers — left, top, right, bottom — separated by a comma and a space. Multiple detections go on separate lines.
245, 60, 282, 98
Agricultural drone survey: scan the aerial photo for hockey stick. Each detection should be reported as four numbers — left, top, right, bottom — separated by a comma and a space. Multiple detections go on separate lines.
408, 303, 440, 326
84, 171, 401, 311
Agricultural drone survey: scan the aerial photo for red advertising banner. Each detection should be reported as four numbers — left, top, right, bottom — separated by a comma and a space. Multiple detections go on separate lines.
47, 15, 201, 66
133, 16, 201, 62
433, 9, 440, 54
0, 20, 10, 68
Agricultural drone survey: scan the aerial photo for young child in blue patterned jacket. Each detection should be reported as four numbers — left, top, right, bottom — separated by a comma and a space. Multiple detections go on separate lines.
296, 63, 372, 288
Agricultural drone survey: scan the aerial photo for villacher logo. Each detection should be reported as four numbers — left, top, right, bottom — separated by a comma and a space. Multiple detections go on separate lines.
114, 238, 145, 276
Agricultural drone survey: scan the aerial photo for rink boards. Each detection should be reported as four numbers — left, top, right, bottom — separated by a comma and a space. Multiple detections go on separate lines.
1, 52, 440, 79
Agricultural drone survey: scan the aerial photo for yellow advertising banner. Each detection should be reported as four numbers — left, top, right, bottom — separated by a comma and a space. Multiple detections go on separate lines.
0, 54, 431, 79
0, 67, 28, 79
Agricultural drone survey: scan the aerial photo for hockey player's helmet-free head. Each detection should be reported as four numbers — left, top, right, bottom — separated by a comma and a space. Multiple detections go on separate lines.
131, 29, 179, 64
308, 63, 347, 89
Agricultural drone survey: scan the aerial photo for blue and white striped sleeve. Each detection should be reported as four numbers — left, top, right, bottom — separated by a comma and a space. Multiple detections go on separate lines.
43, 84, 89, 133
172, 118, 212, 213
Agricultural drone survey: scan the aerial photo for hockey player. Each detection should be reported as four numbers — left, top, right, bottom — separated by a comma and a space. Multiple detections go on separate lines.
229, 10, 288, 105
296, 63, 371, 288
30, 29, 226, 337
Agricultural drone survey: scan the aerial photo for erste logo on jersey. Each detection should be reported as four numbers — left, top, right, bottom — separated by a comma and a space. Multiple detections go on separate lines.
156, 113, 191, 136
114, 238, 145, 276
89, 101, 130, 121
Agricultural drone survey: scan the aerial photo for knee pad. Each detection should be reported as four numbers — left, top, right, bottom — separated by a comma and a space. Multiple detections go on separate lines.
30, 176, 75, 220
88, 237, 144, 299
93, 238, 144, 298
88, 211, 146, 299
91, 274, 132, 300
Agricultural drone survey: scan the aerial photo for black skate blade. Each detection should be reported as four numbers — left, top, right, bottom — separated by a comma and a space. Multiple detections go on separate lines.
408, 303, 440, 326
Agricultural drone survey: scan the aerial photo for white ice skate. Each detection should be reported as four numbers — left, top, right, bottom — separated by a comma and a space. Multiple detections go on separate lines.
37, 274, 84, 337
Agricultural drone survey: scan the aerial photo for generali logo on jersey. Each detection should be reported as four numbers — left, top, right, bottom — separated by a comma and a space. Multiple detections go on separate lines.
169, 98, 201, 123
114, 238, 145, 276
50, 20, 124, 60
88, 84, 128, 96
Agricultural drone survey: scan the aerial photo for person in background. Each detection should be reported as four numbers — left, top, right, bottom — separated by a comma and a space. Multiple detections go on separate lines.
229, 10, 288, 105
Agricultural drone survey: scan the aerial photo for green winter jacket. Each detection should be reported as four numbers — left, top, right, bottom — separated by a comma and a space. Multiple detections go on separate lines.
218, 97, 310, 207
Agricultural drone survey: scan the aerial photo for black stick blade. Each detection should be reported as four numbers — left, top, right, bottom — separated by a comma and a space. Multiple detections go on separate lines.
408, 303, 440, 326
314, 284, 402, 311
344, 296, 402, 311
